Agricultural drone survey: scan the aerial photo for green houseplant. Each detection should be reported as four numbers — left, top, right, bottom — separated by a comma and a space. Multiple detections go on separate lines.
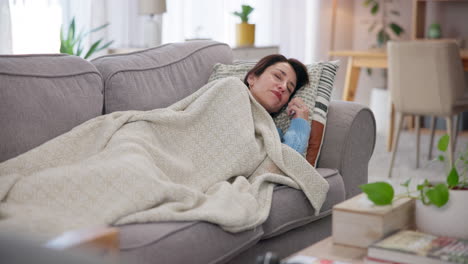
362, 0, 404, 48
360, 134, 468, 238
60, 17, 114, 59
232, 5, 254, 24
232, 5, 255, 47
362, 0, 404, 78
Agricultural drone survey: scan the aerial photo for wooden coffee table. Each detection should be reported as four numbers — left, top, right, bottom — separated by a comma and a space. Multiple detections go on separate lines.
287, 236, 366, 264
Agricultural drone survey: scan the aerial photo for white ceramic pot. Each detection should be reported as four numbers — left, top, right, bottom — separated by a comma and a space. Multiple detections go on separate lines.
415, 189, 468, 238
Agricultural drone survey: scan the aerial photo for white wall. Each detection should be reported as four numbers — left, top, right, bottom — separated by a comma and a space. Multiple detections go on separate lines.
350, 0, 413, 106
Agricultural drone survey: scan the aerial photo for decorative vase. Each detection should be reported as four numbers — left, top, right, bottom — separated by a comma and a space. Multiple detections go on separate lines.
428, 23, 441, 39
236, 23, 255, 47
415, 189, 468, 239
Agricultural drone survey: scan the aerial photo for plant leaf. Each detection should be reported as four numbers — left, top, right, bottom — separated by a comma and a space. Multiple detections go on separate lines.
368, 21, 377, 33
68, 18, 76, 42
88, 23, 110, 35
92, 40, 114, 55
389, 22, 404, 36
359, 182, 394, 205
438, 134, 449, 152
438, 155, 445, 162
377, 29, 390, 46
242, 5, 253, 16
425, 183, 449, 207
371, 3, 379, 15
84, 39, 103, 59
447, 167, 459, 187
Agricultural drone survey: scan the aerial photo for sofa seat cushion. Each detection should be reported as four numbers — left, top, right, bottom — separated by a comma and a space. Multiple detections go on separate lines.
261, 168, 345, 239
118, 221, 263, 264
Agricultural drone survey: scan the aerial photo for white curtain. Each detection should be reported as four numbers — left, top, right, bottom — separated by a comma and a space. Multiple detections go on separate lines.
161, 0, 324, 63
61, 0, 113, 58
0, 0, 12, 54
6, 0, 342, 64
9, 0, 62, 54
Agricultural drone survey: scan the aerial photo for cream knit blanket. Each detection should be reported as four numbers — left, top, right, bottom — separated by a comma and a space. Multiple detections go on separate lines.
0, 77, 329, 239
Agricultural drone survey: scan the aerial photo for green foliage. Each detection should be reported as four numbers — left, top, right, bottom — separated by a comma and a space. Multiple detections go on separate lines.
359, 182, 394, 205
362, 0, 405, 48
447, 167, 459, 188
232, 5, 254, 23
362, 0, 405, 76
438, 134, 449, 152
423, 183, 449, 207
360, 134, 468, 208
60, 17, 114, 59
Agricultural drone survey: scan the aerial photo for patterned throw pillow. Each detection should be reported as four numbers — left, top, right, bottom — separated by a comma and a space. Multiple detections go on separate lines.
208, 60, 339, 167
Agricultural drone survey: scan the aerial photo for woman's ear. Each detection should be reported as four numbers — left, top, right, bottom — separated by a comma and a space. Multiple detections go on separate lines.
247, 74, 257, 88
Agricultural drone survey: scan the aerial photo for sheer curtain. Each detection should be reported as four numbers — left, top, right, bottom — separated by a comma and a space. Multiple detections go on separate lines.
6, 0, 339, 64
162, 0, 324, 63
0, 0, 12, 54
9, 0, 62, 54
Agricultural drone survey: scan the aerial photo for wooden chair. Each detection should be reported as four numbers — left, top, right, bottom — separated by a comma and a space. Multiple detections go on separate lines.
387, 40, 468, 178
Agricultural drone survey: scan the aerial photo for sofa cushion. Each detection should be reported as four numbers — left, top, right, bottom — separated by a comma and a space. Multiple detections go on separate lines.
118, 221, 263, 264
260, 168, 345, 239
91, 40, 233, 114
0, 54, 103, 162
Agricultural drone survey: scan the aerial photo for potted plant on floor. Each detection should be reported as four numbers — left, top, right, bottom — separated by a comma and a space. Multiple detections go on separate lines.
360, 134, 468, 238
232, 4, 255, 47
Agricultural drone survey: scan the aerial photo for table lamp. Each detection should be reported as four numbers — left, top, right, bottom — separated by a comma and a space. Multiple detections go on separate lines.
139, 0, 167, 48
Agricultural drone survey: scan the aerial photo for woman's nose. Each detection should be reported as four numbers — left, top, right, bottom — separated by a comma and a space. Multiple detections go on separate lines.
278, 82, 287, 93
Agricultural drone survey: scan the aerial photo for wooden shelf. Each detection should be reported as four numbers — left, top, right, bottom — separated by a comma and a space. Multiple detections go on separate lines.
412, 0, 468, 39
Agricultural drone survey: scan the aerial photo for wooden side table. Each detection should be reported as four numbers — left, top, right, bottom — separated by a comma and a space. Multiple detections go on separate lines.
287, 237, 366, 264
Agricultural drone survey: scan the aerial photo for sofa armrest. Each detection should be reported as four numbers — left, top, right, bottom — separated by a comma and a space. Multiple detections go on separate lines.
317, 100, 376, 199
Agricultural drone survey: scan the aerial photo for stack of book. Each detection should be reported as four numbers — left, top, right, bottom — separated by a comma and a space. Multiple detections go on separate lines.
332, 193, 415, 249
365, 230, 468, 264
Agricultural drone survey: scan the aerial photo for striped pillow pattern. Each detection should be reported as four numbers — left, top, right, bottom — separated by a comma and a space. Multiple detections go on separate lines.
306, 62, 339, 166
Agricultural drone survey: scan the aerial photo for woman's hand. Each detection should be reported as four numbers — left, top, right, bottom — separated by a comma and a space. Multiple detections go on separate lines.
287, 98, 309, 120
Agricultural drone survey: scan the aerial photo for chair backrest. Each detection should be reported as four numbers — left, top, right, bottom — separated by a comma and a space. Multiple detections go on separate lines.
387, 40, 466, 116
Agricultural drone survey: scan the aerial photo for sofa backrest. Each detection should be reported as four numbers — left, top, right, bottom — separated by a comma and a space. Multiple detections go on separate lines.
91, 40, 233, 113
0, 54, 103, 162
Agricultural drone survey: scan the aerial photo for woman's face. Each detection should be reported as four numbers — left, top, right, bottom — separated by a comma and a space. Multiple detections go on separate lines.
247, 62, 297, 113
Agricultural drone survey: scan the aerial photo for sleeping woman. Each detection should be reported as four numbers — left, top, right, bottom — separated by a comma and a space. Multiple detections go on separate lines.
0, 54, 328, 238
244, 54, 310, 154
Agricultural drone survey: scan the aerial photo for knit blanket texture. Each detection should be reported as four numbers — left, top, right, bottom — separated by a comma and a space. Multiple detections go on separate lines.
0, 77, 329, 239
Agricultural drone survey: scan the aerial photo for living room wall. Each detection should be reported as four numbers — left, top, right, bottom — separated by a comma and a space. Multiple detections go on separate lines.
347, 0, 468, 107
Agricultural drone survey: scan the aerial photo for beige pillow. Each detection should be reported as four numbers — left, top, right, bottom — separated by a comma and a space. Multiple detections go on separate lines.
208, 60, 339, 166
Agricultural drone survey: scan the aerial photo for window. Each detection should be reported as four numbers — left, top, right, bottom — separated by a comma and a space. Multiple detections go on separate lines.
10, 0, 62, 54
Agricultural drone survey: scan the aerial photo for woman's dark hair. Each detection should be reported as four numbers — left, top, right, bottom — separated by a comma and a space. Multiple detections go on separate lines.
243, 54, 309, 100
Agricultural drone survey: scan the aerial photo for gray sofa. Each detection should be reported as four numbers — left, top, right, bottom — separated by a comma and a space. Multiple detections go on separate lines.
0, 40, 376, 264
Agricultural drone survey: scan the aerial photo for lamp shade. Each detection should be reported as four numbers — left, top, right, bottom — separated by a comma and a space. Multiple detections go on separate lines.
139, 0, 167, 15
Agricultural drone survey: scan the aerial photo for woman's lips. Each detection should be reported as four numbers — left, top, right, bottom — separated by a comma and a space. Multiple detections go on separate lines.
271, 90, 282, 101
